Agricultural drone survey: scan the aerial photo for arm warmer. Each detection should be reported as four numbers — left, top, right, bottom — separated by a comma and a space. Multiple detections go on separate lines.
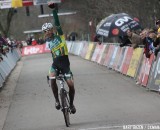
52, 9, 63, 35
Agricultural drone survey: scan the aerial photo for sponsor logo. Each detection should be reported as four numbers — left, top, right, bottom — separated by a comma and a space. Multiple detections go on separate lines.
115, 16, 133, 26
97, 29, 109, 36
112, 28, 119, 35
103, 22, 112, 27
23, 46, 42, 55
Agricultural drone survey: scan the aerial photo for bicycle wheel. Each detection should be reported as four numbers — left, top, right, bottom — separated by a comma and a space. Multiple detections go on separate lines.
60, 89, 70, 127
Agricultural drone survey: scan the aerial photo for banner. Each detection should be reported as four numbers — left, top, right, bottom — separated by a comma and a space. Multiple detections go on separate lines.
34, 0, 61, 5
80, 42, 89, 58
141, 54, 155, 86
11, 0, 22, 7
97, 45, 107, 64
121, 47, 133, 75
103, 45, 115, 66
0, 0, 33, 8
108, 46, 119, 68
127, 48, 143, 78
147, 53, 160, 91
115, 47, 126, 72
85, 43, 95, 60
23, 0, 33, 6
99, 45, 109, 65
95, 44, 104, 62
0, 0, 11, 9
91, 44, 101, 62
112, 47, 122, 70
22, 44, 44, 56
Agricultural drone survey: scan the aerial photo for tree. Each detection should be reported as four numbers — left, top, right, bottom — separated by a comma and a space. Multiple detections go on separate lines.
0, 8, 16, 37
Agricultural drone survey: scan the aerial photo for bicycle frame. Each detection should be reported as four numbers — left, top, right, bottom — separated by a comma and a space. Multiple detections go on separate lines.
47, 74, 71, 127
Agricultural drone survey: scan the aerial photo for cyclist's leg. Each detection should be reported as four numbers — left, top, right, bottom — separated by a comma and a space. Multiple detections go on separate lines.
64, 71, 76, 114
58, 55, 76, 113
49, 66, 60, 110
65, 74, 75, 106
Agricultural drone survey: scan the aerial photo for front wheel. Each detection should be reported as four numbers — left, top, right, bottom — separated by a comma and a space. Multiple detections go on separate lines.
60, 89, 70, 127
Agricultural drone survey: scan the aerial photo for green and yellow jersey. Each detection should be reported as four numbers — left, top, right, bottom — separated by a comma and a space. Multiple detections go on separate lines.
47, 34, 68, 59
48, 7, 68, 60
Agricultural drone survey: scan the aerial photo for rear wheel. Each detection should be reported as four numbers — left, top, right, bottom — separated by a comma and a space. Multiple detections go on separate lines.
60, 89, 70, 127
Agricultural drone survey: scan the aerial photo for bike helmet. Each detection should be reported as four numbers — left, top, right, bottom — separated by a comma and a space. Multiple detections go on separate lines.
42, 23, 53, 31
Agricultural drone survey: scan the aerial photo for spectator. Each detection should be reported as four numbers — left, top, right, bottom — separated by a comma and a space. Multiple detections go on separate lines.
140, 29, 155, 58
31, 39, 38, 46
152, 19, 160, 58
0, 33, 10, 57
0, 33, 8, 46
118, 35, 132, 47
126, 29, 142, 49
26, 36, 32, 45
94, 34, 101, 45
156, 19, 160, 34
37, 37, 45, 44
153, 38, 160, 58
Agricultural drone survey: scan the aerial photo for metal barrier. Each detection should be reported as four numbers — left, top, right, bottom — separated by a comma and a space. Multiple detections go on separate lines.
0, 49, 21, 88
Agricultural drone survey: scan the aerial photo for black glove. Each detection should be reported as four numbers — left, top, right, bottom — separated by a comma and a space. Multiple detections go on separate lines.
48, 2, 58, 11
48, 2, 56, 9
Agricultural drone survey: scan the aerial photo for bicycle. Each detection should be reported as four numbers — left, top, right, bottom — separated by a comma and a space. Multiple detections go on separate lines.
47, 71, 71, 127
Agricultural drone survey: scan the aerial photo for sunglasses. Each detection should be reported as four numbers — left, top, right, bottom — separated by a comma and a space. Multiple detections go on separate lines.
43, 29, 52, 33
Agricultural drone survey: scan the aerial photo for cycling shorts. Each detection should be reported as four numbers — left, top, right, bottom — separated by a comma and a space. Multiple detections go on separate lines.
49, 55, 73, 80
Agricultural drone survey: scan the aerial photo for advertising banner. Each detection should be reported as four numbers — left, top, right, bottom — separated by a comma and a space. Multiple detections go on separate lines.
127, 48, 143, 78
112, 47, 122, 70
91, 44, 100, 62
115, 47, 126, 72
11, 0, 22, 7
137, 55, 146, 84
0, 0, 33, 8
95, 44, 104, 63
99, 45, 109, 65
85, 43, 95, 60
43, 42, 50, 53
0, 0, 11, 9
22, 44, 44, 56
141, 54, 155, 86
34, 0, 61, 5
22, 0, 33, 6
108, 46, 119, 68
97, 45, 107, 64
147, 53, 160, 91
121, 47, 133, 75
103, 45, 115, 67
80, 42, 89, 58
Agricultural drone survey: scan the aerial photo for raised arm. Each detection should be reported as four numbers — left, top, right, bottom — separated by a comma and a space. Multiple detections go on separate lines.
49, 3, 63, 35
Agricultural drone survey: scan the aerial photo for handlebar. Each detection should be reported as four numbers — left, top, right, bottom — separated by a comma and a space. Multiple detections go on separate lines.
47, 75, 65, 81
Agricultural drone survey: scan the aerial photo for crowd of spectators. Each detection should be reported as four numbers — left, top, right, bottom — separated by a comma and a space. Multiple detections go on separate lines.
118, 19, 160, 59
26, 36, 45, 46
0, 33, 23, 62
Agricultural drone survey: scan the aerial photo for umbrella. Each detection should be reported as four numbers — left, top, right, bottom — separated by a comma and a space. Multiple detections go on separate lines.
96, 13, 141, 37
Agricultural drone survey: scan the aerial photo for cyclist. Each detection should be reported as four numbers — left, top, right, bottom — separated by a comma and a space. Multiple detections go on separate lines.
42, 2, 76, 114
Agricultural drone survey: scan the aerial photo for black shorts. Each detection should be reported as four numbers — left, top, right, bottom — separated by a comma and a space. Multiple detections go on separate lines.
49, 55, 72, 79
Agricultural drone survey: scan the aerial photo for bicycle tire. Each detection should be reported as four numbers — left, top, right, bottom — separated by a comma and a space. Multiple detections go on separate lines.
60, 89, 70, 127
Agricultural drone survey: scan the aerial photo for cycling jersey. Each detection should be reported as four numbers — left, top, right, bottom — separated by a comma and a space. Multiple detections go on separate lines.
48, 8, 72, 80
47, 34, 68, 59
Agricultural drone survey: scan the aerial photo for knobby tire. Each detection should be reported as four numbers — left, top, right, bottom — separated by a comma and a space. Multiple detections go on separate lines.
60, 89, 70, 127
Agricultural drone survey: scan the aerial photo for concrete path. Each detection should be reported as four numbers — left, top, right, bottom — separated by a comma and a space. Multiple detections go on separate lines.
1, 53, 160, 130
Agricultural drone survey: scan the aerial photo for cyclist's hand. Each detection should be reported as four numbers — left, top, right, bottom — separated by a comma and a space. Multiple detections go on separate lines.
48, 2, 56, 9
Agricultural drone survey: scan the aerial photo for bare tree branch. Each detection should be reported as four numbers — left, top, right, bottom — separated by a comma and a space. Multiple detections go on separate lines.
0, 8, 15, 37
